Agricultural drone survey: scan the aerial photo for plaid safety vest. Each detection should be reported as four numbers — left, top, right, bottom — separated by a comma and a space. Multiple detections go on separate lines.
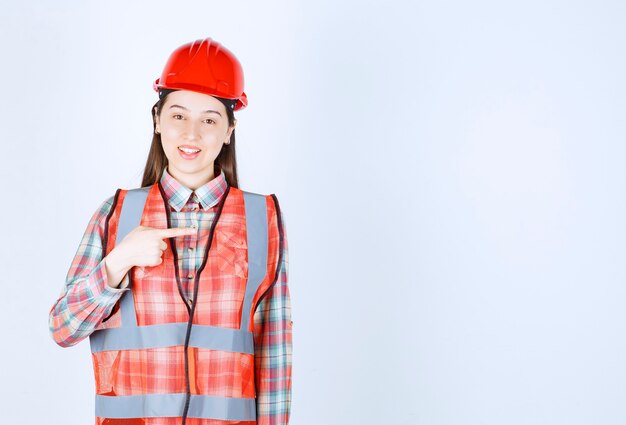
89, 181, 283, 424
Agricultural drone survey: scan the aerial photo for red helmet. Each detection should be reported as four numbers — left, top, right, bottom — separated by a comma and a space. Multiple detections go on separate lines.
153, 38, 248, 111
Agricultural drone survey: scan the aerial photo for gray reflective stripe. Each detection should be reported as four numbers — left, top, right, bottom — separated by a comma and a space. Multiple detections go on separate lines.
90, 322, 254, 353
88, 188, 149, 354
91, 323, 254, 354
240, 191, 268, 331
117, 187, 150, 244
95, 393, 256, 421
117, 187, 150, 328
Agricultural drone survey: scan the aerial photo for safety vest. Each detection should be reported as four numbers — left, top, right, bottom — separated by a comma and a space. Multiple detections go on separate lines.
89, 181, 282, 425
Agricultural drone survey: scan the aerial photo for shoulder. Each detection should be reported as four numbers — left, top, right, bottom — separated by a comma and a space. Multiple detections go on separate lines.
92, 191, 119, 222
79, 190, 122, 238
91, 185, 146, 227
236, 187, 280, 202
237, 188, 282, 211
100, 185, 152, 214
235, 188, 285, 223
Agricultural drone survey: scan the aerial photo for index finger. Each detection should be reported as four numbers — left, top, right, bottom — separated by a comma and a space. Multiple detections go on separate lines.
154, 227, 197, 239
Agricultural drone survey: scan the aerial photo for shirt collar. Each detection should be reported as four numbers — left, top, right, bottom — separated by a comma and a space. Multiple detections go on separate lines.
159, 166, 228, 212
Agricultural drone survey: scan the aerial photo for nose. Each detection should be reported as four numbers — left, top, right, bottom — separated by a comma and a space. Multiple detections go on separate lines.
183, 119, 201, 141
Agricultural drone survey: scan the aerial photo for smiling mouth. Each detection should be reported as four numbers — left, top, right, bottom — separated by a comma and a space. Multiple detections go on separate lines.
178, 146, 201, 154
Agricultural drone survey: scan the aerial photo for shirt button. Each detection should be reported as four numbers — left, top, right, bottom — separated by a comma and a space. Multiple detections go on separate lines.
188, 298, 194, 304
187, 274, 194, 279
190, 224, 197, 229
188, 246, 194, 251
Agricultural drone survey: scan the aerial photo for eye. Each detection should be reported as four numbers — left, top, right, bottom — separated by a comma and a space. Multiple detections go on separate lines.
204, 118, 216, 124
173, 114, 183, 119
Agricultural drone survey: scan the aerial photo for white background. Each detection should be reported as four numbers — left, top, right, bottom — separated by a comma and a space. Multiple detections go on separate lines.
1, 1, 625, 424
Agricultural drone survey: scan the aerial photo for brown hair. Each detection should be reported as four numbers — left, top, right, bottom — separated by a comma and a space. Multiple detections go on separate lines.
140, 91, 239, 188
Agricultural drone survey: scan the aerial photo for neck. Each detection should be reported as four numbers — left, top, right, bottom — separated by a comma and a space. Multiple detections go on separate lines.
168, 166, 216, 190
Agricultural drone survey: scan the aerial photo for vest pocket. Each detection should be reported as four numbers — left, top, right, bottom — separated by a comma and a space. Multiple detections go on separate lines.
215, 228, 248, 279
194, 348, 256, 398
92, 350, 121, 396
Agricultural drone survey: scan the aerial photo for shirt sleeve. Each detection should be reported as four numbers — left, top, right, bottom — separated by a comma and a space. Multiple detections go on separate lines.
253, 208, 293, 425
48, 194, 131, 348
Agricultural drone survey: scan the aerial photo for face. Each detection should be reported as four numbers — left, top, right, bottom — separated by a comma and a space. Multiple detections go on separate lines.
154, 90, 236, 188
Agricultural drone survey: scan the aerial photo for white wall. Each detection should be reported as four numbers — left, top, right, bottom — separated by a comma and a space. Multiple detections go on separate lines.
1, 0, 625, 424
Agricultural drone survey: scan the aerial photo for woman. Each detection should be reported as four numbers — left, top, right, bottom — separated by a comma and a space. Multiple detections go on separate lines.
48, 37, 293, 425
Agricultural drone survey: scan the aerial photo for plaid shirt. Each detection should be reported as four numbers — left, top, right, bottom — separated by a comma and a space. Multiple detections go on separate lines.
49, 167, 292, 425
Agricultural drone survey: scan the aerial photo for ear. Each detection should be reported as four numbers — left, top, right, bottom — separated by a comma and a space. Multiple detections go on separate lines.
227, 120, 236, 139
154, 107, 160, 130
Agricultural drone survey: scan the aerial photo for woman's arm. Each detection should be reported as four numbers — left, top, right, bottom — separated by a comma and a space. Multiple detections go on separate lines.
48, 195, 131, 348
253, 209, 293, 425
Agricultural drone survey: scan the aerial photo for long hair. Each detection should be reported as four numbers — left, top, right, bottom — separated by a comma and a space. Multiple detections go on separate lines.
140, 91, 239, 188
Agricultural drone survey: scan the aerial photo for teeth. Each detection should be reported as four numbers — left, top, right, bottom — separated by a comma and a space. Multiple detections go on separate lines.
179, 147, 200, 154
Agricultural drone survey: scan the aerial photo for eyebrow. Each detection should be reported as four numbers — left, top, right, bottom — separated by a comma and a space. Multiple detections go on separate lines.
168, 104, 222, 117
